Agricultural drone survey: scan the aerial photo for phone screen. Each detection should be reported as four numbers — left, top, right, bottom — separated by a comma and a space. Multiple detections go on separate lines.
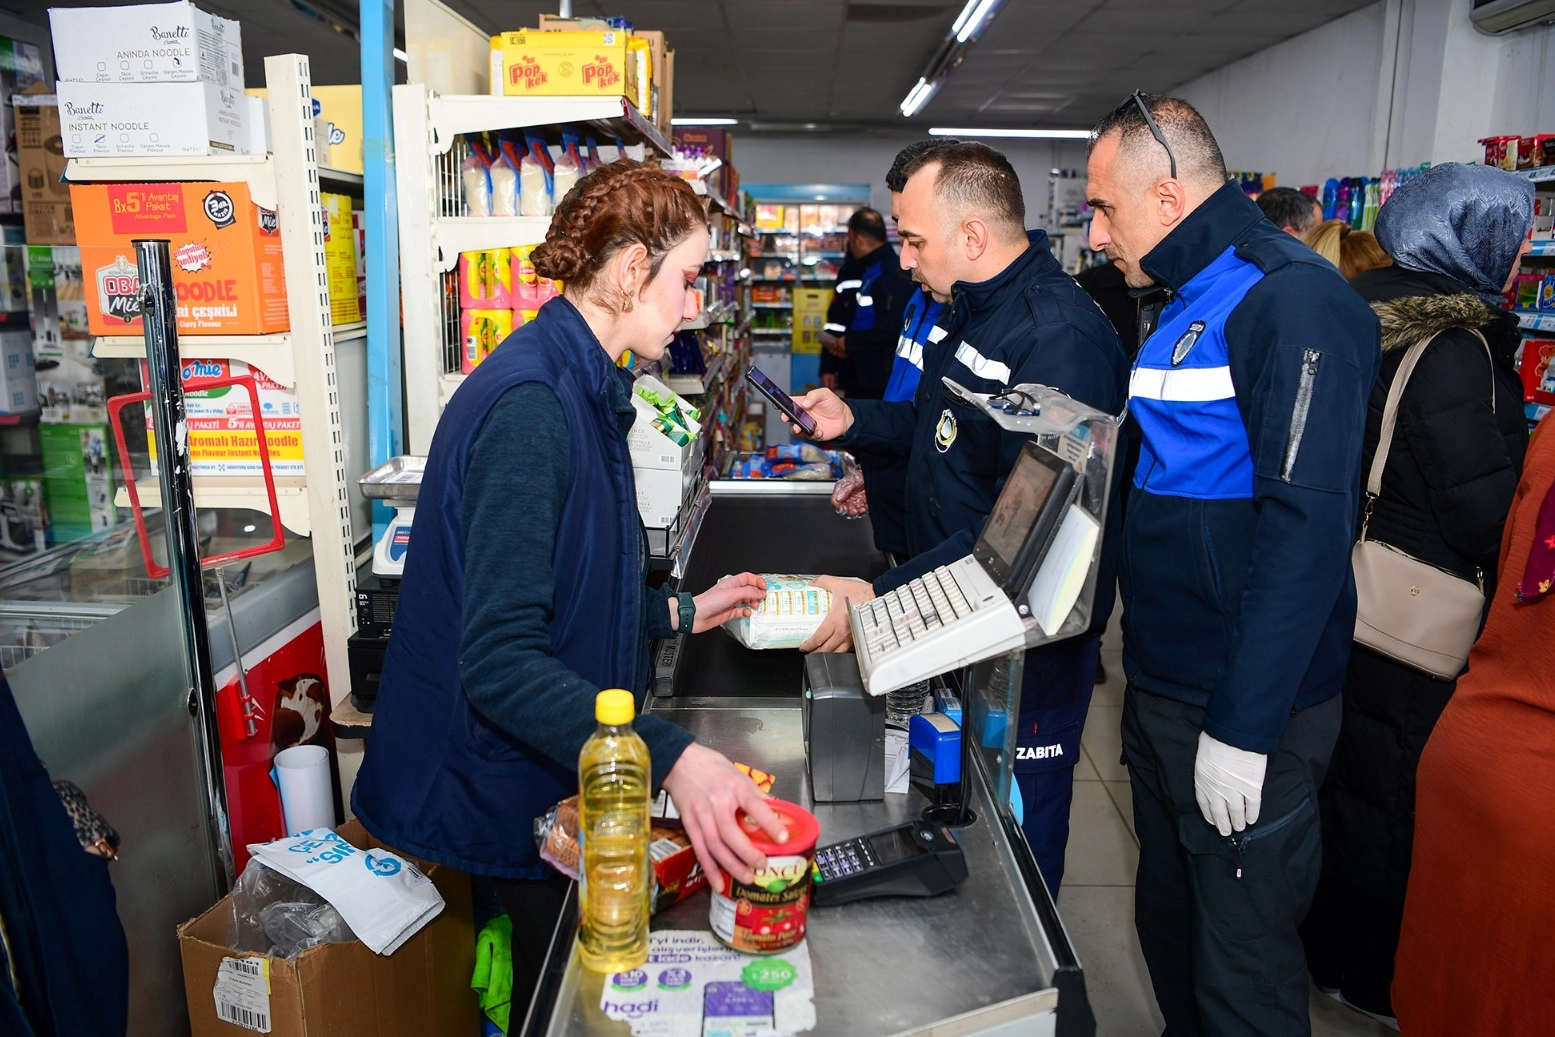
747, 367, 818, 436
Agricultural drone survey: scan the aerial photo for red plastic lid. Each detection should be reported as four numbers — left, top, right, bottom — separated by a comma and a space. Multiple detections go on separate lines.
737, 798, 820, 855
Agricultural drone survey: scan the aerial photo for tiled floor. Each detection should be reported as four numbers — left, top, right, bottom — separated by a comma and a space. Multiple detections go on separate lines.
1060, 619, 1397, 1037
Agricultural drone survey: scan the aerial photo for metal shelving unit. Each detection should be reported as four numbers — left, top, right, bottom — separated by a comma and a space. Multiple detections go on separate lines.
66, 55, 364, 709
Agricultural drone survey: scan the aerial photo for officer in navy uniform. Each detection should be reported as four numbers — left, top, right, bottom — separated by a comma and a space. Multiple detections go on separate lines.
1086, 94, 1378, 1036
797, 141, 1129, 896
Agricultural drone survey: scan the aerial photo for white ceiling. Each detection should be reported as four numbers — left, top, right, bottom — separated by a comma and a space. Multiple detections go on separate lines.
13, 0, 1377, 129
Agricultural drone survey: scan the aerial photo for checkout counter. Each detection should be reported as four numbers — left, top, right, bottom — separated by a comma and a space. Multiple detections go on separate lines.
520, 479, 1097, 1037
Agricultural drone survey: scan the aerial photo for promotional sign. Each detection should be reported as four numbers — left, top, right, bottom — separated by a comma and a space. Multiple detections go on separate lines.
790, 288, 831, 356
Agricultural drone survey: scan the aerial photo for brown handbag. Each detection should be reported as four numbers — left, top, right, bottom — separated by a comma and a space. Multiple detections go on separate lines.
1351, 329, 1489, 680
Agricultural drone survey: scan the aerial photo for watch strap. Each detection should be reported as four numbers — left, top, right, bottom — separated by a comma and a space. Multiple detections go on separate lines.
675, 592, 696, 634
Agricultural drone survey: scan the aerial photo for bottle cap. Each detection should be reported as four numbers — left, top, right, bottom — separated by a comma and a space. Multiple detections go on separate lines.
596, 689, 635, 725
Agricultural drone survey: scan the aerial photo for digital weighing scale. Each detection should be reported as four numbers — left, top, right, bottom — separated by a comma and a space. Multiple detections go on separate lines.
358, 456, 425, 578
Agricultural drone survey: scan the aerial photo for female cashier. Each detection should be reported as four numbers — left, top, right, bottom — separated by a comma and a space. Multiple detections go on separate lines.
353, 161, 786, 1005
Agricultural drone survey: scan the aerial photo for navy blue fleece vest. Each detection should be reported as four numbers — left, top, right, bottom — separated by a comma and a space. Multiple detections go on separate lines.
352, 298, 641, 879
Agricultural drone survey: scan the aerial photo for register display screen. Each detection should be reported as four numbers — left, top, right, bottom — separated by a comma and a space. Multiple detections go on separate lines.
867, 827, 928, 865
980, 454, 1061, 571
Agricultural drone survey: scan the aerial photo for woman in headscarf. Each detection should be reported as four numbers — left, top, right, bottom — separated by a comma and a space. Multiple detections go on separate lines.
1300, 162, 1534, 1027
1392, 408, 1555, 1035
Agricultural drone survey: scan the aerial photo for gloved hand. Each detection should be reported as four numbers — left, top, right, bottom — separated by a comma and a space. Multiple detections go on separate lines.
831, 467, 868, 519
1193, 732, 1268, 837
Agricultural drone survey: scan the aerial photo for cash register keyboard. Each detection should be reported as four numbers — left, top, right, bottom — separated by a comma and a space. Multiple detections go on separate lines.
850, 555, 1028, 696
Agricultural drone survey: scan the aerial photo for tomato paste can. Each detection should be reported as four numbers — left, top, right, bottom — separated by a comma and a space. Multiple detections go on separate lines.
708, 798, 820, 954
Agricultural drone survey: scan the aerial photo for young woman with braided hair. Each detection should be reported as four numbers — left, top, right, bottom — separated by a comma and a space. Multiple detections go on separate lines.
353, 161, 786, 1012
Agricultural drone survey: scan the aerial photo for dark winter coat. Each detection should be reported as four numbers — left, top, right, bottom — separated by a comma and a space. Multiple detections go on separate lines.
1319, 264, 1527, 906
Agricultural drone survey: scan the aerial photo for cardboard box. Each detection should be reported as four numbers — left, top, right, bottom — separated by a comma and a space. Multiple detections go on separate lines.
15, 91, 74, 244
39, 423, 115, 543
71, 180, 288, 336
179, 359, 304, 475
537, 18, 670, 128
57, 79, 251, 158
178, 819, 480, 1037
0, 329, 38, 416
49, 2, 244, 87
635, 464, 685, 528
491, 30, 633, 100
246, 85, 361, 172
322, 192, 360, 325
0, 40, 47, 215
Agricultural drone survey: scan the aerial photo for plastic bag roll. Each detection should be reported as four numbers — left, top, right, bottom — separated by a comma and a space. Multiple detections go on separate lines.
274, 745, 334, 835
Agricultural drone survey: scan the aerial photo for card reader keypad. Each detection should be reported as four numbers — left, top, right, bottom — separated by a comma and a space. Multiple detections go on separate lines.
815, 838, 875, 879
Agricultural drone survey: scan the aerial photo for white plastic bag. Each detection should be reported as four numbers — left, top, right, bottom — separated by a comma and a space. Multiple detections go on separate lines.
722, 575, 831, 650
246, 829, 444, 956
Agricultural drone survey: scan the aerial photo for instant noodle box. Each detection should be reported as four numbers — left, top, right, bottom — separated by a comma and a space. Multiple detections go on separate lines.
70, 181, 287, 336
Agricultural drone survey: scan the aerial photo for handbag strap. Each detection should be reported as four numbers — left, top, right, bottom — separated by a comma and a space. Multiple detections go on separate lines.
1362, 326, 1495, 538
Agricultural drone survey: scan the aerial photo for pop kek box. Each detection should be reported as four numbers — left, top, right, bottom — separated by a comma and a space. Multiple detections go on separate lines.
70, 181, 287, 336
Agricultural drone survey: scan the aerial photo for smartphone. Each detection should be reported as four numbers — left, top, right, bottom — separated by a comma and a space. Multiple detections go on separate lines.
702, 981, 775, 1037
747, 366, 818, 436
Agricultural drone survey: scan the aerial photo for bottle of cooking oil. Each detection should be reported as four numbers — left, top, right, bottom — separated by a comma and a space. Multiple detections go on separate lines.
577, 689, 652, 973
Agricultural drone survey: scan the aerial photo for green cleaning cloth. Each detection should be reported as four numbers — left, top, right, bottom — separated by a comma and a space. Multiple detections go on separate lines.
471, 914, 514, 1034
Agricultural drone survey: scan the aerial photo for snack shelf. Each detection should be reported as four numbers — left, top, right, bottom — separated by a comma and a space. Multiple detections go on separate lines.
665, 351, 732, 396
681, 300, 738, 331
91, 322, 367, 390
64, 154, 364, 209
1516, 310, 1555, 332
114, 477, 311, 536
423, 93, 672, 158
1512, 166, 1555, 183
1527, 240, 1555, 257
432, 216, 551, 271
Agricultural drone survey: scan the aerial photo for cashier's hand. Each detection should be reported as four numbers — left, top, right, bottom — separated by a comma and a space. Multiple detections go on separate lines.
799, 576, 876, 653
663, 743, 788, 893
688, 573, 767, 634
792, 389, 854, 441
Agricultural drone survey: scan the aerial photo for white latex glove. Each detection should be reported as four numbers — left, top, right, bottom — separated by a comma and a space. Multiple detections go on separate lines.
1193, 731, 1268, 837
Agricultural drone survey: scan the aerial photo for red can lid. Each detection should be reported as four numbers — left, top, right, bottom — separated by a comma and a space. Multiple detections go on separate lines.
737, 797, 820, 855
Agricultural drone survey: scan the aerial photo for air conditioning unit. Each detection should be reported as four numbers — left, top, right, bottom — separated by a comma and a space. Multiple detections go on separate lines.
1472, 0, 1555, 34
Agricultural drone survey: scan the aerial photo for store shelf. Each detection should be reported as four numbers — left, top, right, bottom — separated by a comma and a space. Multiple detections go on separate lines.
433, 216, 551, 270
425, 94, 671, 157
708, 250, 741, 263
751, 302, 791, 309
62, 154, 363, 212
114, 476, 311, 536
681, 300, 738, 331
665, 351, 732, 396
1512, 166, 1555, 184
1517, 310, 1555, 332
751, 328, 791, 337
91, 322, 367, 389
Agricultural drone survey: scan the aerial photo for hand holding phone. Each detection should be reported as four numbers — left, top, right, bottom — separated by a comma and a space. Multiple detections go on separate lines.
747, 366, 819, 436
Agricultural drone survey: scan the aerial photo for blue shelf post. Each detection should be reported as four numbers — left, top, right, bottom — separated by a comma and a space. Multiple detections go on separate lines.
362, 0, 403, 541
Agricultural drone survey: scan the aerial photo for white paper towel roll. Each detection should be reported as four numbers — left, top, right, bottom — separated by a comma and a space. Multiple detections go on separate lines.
274, 744, 334, 835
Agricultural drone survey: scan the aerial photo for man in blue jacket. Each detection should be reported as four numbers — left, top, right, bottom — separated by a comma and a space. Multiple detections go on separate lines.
1087, 94, 1378, 1036
797, 141, 1129, 894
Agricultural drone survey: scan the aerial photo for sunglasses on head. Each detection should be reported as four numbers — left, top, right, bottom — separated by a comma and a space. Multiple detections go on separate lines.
1130, 90, 1177, 181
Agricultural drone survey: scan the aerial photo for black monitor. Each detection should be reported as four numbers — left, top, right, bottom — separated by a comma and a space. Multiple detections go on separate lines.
972, 441, 1079, 602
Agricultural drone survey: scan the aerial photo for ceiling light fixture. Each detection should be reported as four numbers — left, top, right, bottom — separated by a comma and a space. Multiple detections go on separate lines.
929, 126, 1091, 139
671, 117, 739, 126
897, 0, 1010, 120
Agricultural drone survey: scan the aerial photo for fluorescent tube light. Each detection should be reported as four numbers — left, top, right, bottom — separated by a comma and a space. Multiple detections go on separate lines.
900, 78, 939, 118
956, 0, 1001, 42
949, 0, 980, 35
929, 127, 1092, 139
393, 48, 408, 62
671, 117, 739, 126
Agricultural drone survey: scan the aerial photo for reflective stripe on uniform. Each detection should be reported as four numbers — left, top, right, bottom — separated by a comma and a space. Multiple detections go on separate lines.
1128, 365, 1236, 402
954, 341, 1012, 383
834, 279, 863, 292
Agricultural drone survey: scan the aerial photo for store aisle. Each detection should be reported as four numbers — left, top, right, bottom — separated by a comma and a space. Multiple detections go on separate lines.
1059, 617, 1398, 1037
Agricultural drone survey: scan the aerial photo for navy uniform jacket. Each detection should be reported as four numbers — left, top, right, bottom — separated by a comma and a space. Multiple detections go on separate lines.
1122, 181, 1380, 754
841, 231, 1129, 614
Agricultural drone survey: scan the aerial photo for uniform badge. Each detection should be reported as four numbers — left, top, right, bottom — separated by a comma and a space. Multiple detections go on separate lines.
1171, 320, 1206, 366
935, 408, 957, 453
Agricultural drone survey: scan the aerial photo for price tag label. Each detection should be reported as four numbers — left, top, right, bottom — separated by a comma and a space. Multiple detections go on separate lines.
212, 955, 271, 1033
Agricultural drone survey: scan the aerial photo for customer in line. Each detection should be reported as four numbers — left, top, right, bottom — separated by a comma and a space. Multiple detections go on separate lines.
1256, 185, 1323, 237
1301, 162, 1534, 1028
1086, 93, 1378, 1037
353, 161, 786, 1014
1391, 411, 1555, 1036
796, 141, 1129, 895
1304, 219, 1393, 280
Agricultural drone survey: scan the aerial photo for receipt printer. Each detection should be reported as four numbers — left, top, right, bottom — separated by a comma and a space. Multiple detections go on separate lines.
803, 653, 885, 802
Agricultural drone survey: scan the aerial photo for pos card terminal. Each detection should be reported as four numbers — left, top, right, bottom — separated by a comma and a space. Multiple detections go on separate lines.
810, 819, 968, 907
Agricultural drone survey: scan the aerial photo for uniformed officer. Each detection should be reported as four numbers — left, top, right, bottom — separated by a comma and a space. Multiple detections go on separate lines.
1086, 93, 1378, 1037
797, 141, 1129, 895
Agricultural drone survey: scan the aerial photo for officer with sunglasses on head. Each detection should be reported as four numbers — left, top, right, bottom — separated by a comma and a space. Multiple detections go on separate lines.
1087, 93, 1378, 1037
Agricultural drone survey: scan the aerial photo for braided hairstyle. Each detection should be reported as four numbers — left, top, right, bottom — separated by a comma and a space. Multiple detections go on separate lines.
533, 160, 708, 308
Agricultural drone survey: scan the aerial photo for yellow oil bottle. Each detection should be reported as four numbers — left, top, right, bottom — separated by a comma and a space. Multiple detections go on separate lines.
576, 689, 652, 973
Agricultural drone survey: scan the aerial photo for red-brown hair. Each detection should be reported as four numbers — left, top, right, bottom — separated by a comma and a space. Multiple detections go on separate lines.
532, 160, 708, 305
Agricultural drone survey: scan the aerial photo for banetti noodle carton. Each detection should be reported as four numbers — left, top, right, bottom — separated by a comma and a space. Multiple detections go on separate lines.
69, 181, 287, 336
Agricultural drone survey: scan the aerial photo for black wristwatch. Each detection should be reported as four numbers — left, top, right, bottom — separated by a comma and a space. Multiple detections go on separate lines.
675, 592, 696, 634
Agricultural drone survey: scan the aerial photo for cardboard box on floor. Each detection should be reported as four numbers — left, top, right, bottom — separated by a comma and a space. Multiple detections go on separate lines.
178, 819, 480, 1037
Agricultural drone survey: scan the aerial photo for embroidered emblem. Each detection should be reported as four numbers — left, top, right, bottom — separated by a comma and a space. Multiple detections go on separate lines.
935, 409, 957, 453
1171, 320, 1207, 366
